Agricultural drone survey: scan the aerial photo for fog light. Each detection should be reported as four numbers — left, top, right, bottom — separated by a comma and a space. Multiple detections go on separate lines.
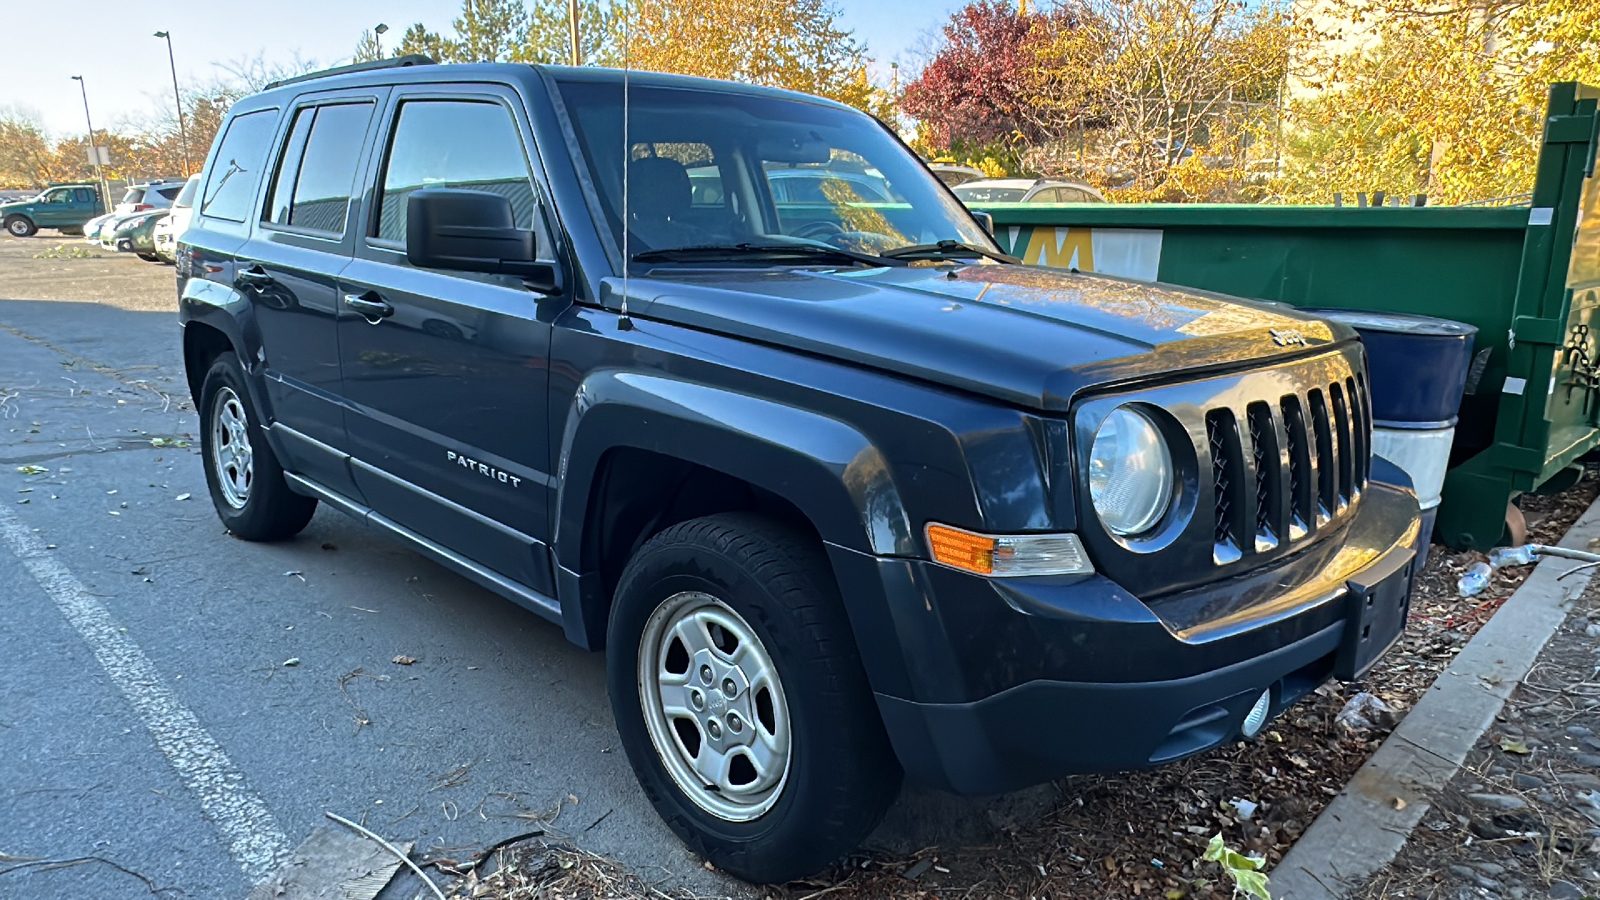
1241, 690, 1272, 738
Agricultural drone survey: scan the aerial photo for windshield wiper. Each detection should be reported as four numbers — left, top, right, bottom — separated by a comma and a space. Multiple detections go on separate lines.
879, 240, 1020, 265
630, 242, 903, 268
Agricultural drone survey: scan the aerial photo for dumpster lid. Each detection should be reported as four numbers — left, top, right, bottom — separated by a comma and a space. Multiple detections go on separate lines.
1298, 308, 1478, 337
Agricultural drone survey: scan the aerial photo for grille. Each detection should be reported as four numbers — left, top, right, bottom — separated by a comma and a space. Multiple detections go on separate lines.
1208, 373, 1370, 565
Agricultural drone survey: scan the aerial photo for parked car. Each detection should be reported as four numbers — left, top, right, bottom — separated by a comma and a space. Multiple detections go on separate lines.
101, 209, 170, 260
951, 178, 1108, 204
82, 212, 120, 243
179, 58, 1421, 885
112, 181, 185, 217
926, 161, 986, 187
1, 183, 104, 237
153, 174, 201, 263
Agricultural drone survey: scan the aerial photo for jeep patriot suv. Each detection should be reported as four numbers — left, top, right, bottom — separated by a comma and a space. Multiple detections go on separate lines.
177, 57, 1422, 883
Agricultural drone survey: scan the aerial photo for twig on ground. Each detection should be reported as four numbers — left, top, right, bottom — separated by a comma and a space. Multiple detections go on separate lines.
0, 855, 175, 896
325, 811, 445, 900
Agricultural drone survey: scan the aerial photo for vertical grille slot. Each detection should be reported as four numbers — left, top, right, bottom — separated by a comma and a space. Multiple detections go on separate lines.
1353, 373, 1372, 485
1245, 401, 1281, 550
1206, 408, 1247, 563
1307, 388, 1336, 523
1281, 394, 1313, 538
1329, 381, 1354, 505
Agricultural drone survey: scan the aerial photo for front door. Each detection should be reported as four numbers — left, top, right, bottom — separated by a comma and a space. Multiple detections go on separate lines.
34, 188, 74, 228
338, 86, 565, 596
237, 89, 384, 497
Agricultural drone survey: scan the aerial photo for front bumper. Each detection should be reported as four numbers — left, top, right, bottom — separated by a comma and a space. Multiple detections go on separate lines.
831, 461, 1421, 795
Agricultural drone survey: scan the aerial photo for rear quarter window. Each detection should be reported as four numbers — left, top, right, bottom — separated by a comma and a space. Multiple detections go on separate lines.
200, 109, 279, 223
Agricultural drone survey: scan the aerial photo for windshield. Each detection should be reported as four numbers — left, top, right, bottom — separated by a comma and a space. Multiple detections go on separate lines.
952, 185, 1027, 203
557, 79, 994, 265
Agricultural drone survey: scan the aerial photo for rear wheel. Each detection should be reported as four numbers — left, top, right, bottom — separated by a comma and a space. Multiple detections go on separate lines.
608, 514, 900, 883
4, 216, 36, 237
198, 353, 317, 541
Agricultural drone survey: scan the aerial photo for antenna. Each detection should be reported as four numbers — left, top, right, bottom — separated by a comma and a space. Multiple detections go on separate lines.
618, 0, 633, 330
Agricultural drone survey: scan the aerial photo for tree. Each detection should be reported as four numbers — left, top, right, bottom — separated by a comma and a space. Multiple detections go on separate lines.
1280, 0, 1600, 205
1029, 0, 1291, 197
451, 0, 529, 62
622, 0, 888, 115
521, 0, 617, 65
396, 23, 451, 60
902, 1, 1084, 151
353, 29, 384, 63
0, 109, 59, 189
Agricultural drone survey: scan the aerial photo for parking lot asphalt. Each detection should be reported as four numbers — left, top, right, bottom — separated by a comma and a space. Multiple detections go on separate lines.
0, 235, 744, 898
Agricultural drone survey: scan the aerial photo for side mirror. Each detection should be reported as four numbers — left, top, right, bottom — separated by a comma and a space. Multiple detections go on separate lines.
970, 209, 995, 236
406, 188, 559, 291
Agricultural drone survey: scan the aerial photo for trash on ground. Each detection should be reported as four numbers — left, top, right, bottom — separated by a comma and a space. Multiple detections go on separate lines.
1488, 545, 1538, 568
1336, 692, 1400, 732
1458, 561, 1492, 597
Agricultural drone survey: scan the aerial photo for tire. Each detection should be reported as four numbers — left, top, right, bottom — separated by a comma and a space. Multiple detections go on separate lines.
607, 513, 900, 883
198, 353, 317, 541
60, 226, 83, 237
137, 252, 161, 262
4, 216, 36, 237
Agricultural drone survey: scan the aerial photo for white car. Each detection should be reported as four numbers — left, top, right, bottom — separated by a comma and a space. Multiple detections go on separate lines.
82, 212, 120, 243
951, 178, 1108, 204
153, 175, 201, 264
112, 181, 186, 217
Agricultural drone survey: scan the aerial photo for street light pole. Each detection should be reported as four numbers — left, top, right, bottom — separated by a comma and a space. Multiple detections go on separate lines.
70, 76, 112, 215
375, 23, 389, 59
153, 31, 191, 175
568, 0, 582, 66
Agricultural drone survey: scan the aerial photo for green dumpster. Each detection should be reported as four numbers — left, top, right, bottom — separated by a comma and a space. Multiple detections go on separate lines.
976, 82, 1600, 550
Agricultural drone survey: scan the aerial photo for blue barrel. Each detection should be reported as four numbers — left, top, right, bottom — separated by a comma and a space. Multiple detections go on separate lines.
1300, 309, 1479, 566
1300, 310, 1479, 424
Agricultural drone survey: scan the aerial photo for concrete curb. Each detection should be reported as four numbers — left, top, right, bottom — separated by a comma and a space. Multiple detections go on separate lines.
1272, 495, 1600, 899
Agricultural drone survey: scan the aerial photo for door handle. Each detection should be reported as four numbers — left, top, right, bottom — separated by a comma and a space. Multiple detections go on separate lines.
343, 291, 394, 322
236, 265, 273, 288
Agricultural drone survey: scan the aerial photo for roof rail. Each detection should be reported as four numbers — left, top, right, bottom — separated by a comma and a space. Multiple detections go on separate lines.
265, 54, 435, 91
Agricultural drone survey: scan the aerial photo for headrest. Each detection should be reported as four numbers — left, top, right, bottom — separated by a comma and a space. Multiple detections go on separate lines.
627, 156, 692, 220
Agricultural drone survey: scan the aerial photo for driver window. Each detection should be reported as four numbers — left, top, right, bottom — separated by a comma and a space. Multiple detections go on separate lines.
46, 189, 71, 204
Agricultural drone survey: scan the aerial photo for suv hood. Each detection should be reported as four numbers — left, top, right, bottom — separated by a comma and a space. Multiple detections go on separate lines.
624, 263, 1353, 410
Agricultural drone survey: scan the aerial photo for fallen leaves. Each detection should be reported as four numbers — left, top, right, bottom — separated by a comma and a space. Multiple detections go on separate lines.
1499, 736, 1532, 755
15, 465, 47, 475
149, 437, 188, 448
392, 655, 417, 666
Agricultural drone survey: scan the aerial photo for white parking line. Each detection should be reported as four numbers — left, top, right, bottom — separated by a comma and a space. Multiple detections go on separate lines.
0, 505, 291, 883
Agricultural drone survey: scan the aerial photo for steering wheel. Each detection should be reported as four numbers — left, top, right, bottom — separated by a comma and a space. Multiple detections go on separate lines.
793, 220, 844, 240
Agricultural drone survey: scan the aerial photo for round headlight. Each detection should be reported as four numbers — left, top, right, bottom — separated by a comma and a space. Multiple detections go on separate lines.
1088, 406, 1174, 536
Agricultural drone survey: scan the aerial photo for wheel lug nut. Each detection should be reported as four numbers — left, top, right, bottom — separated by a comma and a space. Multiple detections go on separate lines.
722, 678, 737, 698
707, 720, 722, 739
727, 713, 743, 733
690, 690, 704, 710
699, 665, 713, 684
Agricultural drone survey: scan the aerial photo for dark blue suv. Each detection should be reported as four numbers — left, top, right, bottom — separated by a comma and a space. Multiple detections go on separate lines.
177, 56, 1422, 883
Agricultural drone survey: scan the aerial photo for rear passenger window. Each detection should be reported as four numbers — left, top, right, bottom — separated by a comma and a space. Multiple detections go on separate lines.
201, 109, 278, 222
265, 103, 373, 235
74, 189, 93, 203
375, 100, 535, 244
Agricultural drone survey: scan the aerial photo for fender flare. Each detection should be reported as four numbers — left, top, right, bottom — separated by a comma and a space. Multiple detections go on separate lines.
552, 371, 917, 648
180, 277, 279, 445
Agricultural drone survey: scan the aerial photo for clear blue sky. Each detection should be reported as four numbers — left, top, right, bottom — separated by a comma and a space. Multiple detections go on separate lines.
1, 0, 967, 138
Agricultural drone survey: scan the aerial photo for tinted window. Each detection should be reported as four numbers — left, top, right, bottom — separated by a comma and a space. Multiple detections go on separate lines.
157, 185, 183, 200
266, 109, 314, 227
74, 189, 93, 203
376, 100, 534, 244
201, 109, 278, 222
290, 104, 372, 234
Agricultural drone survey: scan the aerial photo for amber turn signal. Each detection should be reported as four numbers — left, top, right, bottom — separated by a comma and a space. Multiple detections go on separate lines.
924, 523, 1094, 577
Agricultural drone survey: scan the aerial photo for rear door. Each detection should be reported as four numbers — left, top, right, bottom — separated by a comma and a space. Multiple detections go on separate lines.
337, 84, 566, 595
236, 88, 385, 498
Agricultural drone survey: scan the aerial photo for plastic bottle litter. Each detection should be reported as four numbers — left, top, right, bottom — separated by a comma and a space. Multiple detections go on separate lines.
1488, 544, 1539, 568
1457, 561, 1492, 597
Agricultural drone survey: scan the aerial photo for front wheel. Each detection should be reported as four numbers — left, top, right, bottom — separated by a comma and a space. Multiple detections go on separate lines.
608, 514, 900, 883
198, 353, 317, 541
4, 216, 36, 237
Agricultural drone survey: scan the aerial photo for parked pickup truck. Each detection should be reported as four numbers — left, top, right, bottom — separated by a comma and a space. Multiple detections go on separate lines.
178, 57, 1423, 883
2, 183, 104, 237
